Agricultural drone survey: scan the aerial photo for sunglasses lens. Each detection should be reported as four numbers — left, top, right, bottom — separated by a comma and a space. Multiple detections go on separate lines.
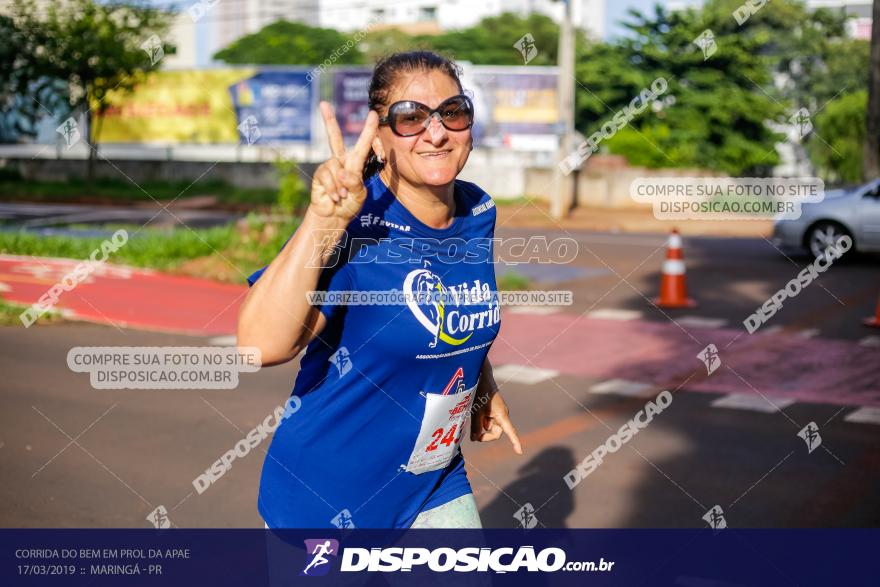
387, 96, 473, 136
439, 97, 472, 130
391, 102, 430, 136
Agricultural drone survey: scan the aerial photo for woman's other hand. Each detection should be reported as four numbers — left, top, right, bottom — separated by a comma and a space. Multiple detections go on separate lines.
471, 389, 523, 455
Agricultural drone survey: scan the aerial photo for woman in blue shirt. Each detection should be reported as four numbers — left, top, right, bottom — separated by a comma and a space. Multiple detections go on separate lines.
238, 51, 522, 529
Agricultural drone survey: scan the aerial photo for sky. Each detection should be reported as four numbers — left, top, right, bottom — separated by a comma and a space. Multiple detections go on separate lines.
606, 0, 659, 38
605, 0, 703, 40
606, 0, 703, 38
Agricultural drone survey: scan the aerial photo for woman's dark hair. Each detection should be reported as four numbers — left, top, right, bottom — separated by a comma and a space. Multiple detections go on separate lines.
362, 50, 464, 182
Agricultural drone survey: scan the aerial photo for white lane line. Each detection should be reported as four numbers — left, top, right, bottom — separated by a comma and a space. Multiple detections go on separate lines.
844, 407, 880, 425
590, 379, 655, 398
858, 336, 880, 347
587, 309, 643, 321
761, 325, 783, 335
798, 329, 820, 339
492, 364, 559, 385
208, 335, 237, 346
711, 393, 795, 413
507, 306, 561, 315
676, 316, 728, 329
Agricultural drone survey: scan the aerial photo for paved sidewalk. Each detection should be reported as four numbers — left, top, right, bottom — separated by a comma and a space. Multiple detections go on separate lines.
496, 201, 774, 237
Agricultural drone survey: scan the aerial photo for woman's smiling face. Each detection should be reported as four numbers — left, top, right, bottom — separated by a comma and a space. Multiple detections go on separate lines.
376, 69, 473, 187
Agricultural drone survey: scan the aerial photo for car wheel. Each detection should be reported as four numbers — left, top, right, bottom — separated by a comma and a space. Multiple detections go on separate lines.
806, 221, 852, 259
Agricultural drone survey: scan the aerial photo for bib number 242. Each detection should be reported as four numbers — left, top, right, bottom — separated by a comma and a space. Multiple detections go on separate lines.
404, 378, 476, 475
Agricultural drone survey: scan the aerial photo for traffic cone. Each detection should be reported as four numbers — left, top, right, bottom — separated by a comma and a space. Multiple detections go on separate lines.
654, 229, 697, 308
865, 292, 880, 327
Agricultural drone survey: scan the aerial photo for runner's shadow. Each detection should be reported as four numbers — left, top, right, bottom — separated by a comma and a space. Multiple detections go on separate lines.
478, 447, 575, 528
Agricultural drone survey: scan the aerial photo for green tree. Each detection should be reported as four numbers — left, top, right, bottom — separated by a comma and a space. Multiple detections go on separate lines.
575, 5, 785, 175
696, 1, 851, 104
864, 0, 879, 179
8, 0, 174, 180
0, 15, 45, 140
273, 157, 308, 215
808, 90, 867, 183
214, 21, 365, 66
698, 0, 869, 179
415, 12, 566, 66
358, 28, 425, 64
0, 13, 70, 142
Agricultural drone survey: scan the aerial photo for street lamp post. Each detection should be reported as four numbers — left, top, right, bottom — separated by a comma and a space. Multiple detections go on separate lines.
551, 0, 575, 219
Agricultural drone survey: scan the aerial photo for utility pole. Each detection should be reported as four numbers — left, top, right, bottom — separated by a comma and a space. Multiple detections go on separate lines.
551, 0, 575, 219
864, 0, 880, 180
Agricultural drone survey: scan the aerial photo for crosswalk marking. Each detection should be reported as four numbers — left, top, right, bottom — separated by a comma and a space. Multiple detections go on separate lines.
507, 307, 561, 315
492, 364, 559, 385
589, 379, 655, 398
676, 316, 728, 329
844, 407, 880, 425
587, 309, 643, 321
710, 393, 795, 413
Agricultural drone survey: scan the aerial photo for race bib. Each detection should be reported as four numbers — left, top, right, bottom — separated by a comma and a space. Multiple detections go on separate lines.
405, 376, 477, 475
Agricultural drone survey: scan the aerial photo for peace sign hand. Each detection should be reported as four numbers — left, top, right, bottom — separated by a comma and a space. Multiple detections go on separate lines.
309, 101, 379, 223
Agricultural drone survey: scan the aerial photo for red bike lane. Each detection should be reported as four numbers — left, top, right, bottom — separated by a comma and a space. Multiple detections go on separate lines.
0, 255, 244, 335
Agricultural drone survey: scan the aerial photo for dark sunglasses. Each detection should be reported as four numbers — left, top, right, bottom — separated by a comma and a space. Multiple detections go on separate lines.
378, 94, 474, 137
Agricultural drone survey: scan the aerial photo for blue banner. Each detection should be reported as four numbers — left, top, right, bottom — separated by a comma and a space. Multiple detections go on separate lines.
1, 529, 876, 586
228, 70, 315, 144
332, 70, 372, 142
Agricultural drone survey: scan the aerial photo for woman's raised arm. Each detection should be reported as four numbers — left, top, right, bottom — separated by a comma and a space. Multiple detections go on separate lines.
236, 103, 378, 365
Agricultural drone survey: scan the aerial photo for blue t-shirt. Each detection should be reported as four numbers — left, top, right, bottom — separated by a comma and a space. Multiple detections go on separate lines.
247, 172, 500, 529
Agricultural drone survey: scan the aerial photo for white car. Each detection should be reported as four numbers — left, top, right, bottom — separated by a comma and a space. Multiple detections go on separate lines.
772, 178, 880, 258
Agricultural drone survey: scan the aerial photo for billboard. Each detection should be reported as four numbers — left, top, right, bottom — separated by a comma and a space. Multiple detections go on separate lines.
462, 66, 559, 150
92, 69, 316, 144
82, 65, 556, 149
331, 66, 559, 150
332, 70, 372, 142
228, 70, 315, 143
93, 70, 254, 144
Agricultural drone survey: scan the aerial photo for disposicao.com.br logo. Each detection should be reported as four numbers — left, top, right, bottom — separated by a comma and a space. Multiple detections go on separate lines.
301, 539, 339, 576
299, 542, 614, 575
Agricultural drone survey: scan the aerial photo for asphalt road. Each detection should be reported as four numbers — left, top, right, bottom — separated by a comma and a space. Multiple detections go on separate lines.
1, 229, 878, 529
